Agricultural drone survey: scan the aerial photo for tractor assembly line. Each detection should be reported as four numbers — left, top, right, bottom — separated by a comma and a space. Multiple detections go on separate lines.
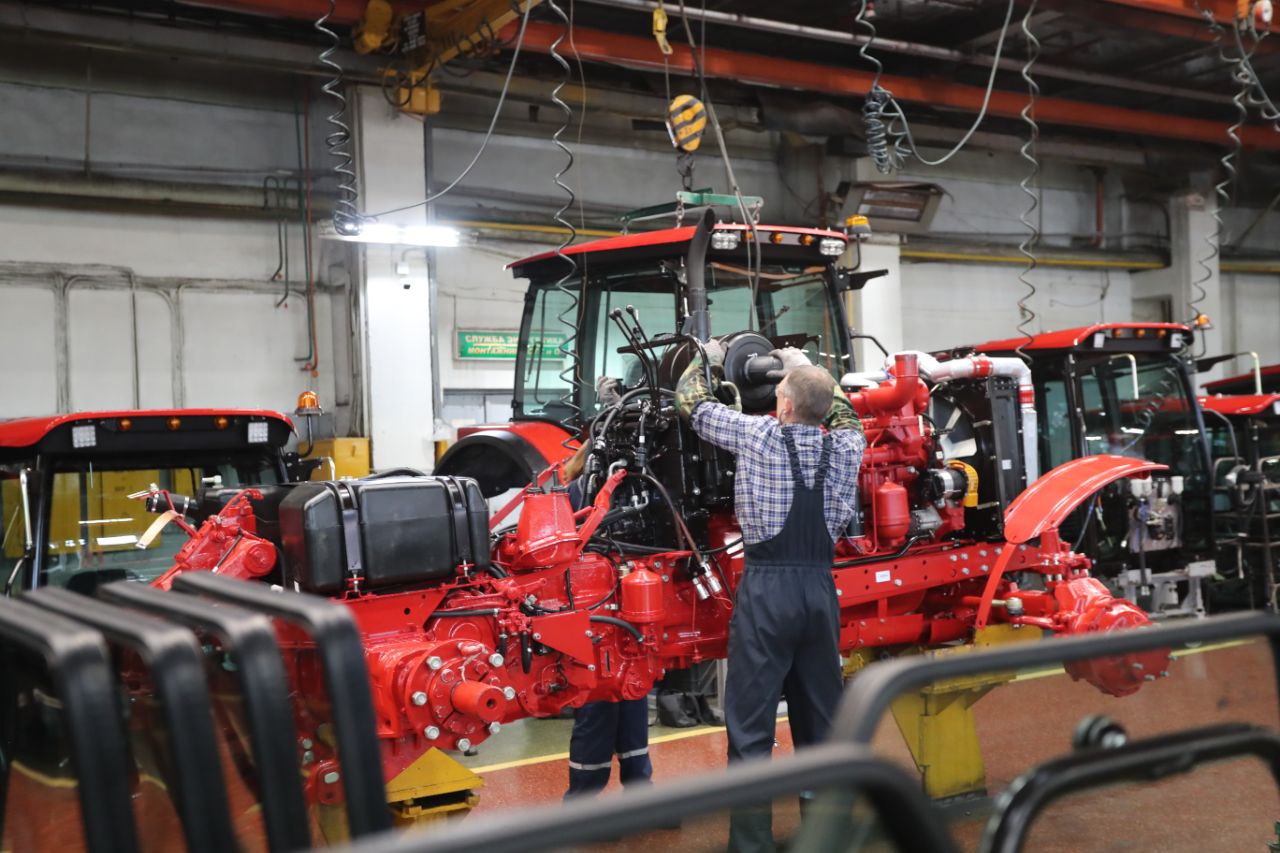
3, 0, 1280, 851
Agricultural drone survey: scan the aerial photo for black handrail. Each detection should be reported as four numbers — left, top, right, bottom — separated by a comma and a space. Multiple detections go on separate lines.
335, 741, 957, 853
26, 588, 238, 853
99, 581, 312, 852
172, 572, 391, 838
0, 597, 139, 853
981, 723, 1280, 853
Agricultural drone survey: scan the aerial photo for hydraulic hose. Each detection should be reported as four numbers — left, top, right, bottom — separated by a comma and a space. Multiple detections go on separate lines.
589, 615, 644, 643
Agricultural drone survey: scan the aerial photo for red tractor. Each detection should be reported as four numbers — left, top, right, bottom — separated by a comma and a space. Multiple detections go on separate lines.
123, 213, 1171, 822
0, 408, 295, 597
1200, 391, 1280, 610
950, 323, 1217, 616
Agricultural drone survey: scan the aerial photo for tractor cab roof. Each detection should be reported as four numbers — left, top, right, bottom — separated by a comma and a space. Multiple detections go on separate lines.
0, 408, 294, 460
1198, 394, 1280, 418
967, 322, 1193, 355
508, 223, 848, 281
1204, 364, 1280, 396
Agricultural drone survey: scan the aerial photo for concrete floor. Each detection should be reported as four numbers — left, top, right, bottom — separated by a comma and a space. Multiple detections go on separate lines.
440, 637, 1280, 852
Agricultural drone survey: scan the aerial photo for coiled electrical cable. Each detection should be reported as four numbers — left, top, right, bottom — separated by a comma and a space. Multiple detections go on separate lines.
315, 0, 362, 235
546, 0, 585, 440
1015, 0, 1042, 362
854, 2, 895, 173
857, 0, 1017, 173
1191, 3, 1253, 340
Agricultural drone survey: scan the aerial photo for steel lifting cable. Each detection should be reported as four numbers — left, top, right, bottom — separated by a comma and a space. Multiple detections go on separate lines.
316, 0, 362, 235
857, 0, 1017, 173
546, 0, 586, 440
368, 1, 535, 220
675, 0, 761, 317
1015, 0, 1042, 362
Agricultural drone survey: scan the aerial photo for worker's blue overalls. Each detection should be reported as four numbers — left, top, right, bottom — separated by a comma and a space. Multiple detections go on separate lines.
563, 476, 653, 799
725, 432, 843, 853
564, 698, 653, 798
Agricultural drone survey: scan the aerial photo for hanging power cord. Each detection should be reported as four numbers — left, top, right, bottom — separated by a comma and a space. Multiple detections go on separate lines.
1189, 3, 1256, 346
546, 0, 585, 443
675, 0, 761, 317
856, 0, 1017, 173
368, 1, 534, 220
315, 0, 363, 235
854, 0, 894, 174
1014, 0, 1041, 362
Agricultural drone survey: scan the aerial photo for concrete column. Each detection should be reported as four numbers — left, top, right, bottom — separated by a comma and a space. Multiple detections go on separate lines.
354, 86, 436, 470
1131, 187, 1224, 385
846, 235, 904, 372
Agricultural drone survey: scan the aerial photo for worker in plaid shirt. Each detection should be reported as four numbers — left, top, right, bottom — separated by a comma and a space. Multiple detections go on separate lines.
676, 343, 865, 853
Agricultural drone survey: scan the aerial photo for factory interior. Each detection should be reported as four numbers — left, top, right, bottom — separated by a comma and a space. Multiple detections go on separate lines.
2, 1, 1280, 851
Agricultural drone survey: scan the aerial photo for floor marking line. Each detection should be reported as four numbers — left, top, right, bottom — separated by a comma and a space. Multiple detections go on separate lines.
470, 717, 788, 775
470, 638, 1258, 775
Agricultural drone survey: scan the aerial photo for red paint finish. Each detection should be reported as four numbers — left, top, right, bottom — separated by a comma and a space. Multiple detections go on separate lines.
503, 21, 1280, 151
140, 354, 1167, 808
0, 408, 293, 448
972, 322, 1192, 353
1205, 364, 1280, 395
1199, 394, 1280, 417
1003, 455, 1167, 545
508, 225, 845, 272
505, 420, 578, 466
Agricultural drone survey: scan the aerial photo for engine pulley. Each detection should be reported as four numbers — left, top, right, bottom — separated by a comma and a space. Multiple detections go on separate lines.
720, 331, 782, 412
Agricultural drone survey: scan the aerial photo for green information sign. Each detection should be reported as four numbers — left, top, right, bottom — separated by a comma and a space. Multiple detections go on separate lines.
455, 330, 567, 361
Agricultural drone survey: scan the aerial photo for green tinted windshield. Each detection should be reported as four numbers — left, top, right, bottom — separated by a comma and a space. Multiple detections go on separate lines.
516, 263, 846, 420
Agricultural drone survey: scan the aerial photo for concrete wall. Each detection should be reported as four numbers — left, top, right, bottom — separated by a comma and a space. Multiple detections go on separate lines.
0, 45, 353, 423
900, 263, 1133, 352
0, 206, 340, 419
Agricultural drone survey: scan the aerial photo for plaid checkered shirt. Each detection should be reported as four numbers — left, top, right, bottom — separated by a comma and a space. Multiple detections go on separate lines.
690, 401, 866, 545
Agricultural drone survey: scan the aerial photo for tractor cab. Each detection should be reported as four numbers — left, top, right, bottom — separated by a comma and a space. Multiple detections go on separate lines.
1200, 392, 1280, 608
440, 215, 866, 496
0, 409, 293, 595
1204, 363, 1280, 396
952, 323, 1214, 614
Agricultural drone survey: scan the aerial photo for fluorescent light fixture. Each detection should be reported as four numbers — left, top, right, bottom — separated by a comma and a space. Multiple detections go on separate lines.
247, 421, 270, 444
71, 424, 96, 448
1175, 429, 1200, 435
319, 220, 462, 247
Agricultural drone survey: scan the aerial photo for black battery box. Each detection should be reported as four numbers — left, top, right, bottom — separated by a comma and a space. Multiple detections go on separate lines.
278, 474, 490, 594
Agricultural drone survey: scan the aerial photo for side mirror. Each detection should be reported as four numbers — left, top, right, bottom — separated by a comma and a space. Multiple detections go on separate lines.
831, 267, 888, 293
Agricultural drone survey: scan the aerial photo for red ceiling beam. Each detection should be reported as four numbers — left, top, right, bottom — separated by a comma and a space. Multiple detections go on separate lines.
1095, 0, 1274, 29
505, 21, 1280, 151
1043, 0, 1265, 46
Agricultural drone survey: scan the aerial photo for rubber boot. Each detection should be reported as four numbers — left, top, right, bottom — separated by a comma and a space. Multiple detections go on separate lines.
695, 694, 725, 726
656, 690, 699, 728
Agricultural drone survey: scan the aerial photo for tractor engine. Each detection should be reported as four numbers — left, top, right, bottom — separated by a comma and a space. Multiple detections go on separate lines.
141, 335, 1169, 803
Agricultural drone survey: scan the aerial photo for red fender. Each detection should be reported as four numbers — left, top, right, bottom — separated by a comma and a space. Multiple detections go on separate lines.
974, 455, 1168, 629
1002, 454, 1168, 545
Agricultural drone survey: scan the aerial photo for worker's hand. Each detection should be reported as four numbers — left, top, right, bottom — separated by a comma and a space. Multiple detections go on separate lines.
596, 376, 624, 407
770, 346, 812, 375
700, 339, 726, 367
